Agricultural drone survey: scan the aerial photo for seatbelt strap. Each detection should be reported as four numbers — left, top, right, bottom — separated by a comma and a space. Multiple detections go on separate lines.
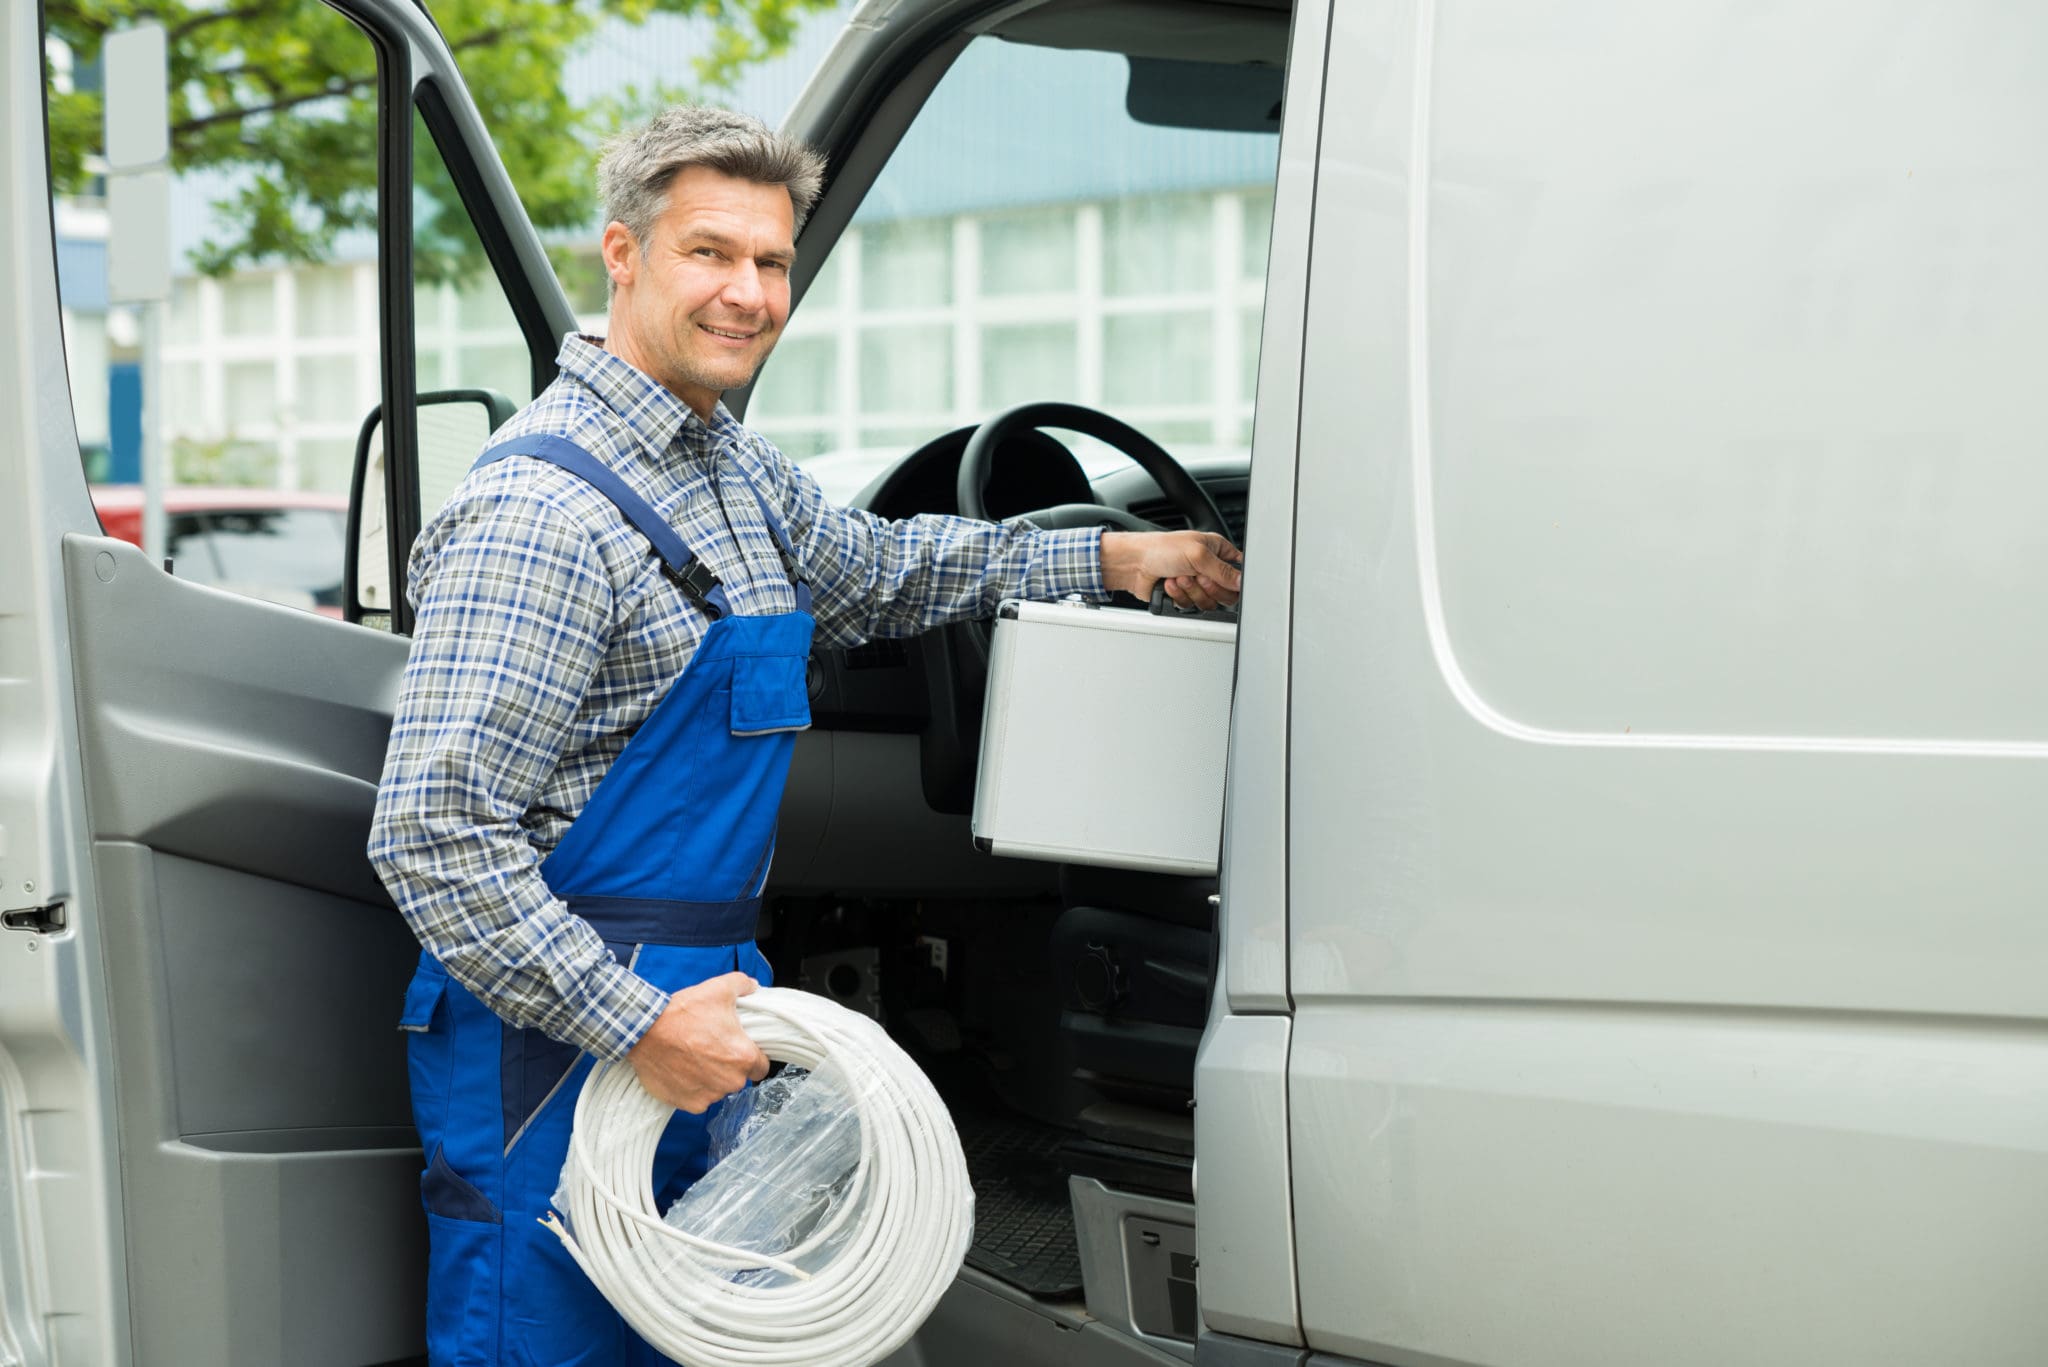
473, 433, 726, 616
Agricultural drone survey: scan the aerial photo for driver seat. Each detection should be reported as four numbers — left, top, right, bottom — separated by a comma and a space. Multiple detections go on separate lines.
1050, 864, 1214, 1112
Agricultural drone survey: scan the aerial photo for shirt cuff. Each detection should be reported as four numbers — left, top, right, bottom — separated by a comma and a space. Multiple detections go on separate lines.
555, 956, 671, 1061
1039, 525, 1109, 601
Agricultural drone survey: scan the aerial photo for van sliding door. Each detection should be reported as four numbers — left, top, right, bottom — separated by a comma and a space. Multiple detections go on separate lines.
1287, 3, 2048, 1363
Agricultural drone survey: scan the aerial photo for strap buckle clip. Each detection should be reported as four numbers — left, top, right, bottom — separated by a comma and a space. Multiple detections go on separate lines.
665, 559, 725, 619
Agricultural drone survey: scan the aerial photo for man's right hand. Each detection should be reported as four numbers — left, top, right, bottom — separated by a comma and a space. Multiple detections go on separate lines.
624, 972, 771, 1113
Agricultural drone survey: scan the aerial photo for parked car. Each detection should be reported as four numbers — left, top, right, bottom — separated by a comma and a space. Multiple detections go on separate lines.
88, 485, 349, 617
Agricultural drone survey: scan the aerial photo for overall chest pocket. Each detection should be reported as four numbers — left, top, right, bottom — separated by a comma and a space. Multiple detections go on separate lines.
729, 651, 811, 736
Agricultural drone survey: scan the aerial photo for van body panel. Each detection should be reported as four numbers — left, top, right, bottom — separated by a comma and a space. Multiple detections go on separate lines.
1290, 0, 2048, 1016
1197, 0, 1327, 1340
1417, 4, 2048, 750
1193, 1011, 1300, 1345
1291, 1004, 2048, 1366
1286, 0, 2048, 1360
1218, 0, 1328, 1015
3, 0, 132, 1358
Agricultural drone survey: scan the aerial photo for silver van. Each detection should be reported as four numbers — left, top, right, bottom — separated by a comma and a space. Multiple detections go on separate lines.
7, 0, 2045, 1363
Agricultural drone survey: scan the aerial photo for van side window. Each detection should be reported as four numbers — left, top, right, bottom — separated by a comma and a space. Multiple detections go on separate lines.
43, 1, 382, 618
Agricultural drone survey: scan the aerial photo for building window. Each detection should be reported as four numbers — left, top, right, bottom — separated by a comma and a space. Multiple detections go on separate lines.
862, 220, 952, 310
982, 323, 1077, 410
220, 276, 277, 337
754, 335, 837, 419
297, 267, 357, 338
981, 207, 1075, 298
224, 360, 279, 428
1241, 189, 1273, 283
295, 356, 359, 424
1103, 195, 1211, 298
859, 325, 953, 416
1103, 311, 1210, 408
455, 344, 530, 404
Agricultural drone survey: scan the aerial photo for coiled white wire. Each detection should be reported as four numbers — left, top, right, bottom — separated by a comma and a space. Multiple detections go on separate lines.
544, 986, 974, 1367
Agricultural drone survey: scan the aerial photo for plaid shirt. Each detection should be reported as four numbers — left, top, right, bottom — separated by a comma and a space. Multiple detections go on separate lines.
368, 334, 1106, 1059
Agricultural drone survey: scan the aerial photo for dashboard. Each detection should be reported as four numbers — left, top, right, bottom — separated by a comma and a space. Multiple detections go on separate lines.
847, 424, 1250, 538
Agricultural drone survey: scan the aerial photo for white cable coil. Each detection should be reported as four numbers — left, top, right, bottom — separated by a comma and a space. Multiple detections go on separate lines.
545, 986, 974, 1367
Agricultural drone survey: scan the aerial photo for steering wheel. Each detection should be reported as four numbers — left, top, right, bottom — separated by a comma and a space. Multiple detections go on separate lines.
918, 404, 1231, 818
956, 402, 1232, 536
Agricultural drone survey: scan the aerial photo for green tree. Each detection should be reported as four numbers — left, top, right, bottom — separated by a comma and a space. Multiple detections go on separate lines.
44, 0, 833, 283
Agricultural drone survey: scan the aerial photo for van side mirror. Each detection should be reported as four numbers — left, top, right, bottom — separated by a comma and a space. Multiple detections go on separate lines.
345, 389, 517, 628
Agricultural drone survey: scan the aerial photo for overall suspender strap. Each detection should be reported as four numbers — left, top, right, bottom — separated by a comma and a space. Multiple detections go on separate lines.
474, 433, 727, 614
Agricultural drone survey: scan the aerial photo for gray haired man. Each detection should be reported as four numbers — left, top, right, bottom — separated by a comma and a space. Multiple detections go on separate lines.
369, 104, 1241, 1365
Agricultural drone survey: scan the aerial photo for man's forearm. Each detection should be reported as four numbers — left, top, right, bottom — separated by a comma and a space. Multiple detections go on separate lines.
808, 508, 1108, 643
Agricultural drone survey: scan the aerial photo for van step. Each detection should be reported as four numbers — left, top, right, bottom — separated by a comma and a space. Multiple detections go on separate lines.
954, 1112, 1083, 1299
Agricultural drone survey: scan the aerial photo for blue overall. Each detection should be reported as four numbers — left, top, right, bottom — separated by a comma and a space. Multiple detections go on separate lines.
396, 434, 814, 1366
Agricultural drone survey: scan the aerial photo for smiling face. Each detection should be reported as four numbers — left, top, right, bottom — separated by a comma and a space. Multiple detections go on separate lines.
601, 164, 797, 420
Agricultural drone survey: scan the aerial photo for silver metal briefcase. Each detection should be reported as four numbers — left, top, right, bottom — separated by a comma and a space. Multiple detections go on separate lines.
972, 599, 1237, 875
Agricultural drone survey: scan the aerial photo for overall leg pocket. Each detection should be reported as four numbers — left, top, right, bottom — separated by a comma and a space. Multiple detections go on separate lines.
421, 1144, 503, 1367
424, 1212, 502, 1367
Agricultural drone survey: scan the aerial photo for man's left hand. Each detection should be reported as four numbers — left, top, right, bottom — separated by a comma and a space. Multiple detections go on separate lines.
1100, 530, 1245, 612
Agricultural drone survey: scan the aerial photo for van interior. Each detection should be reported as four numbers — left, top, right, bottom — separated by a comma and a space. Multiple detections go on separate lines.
733, 0, 1290, 1349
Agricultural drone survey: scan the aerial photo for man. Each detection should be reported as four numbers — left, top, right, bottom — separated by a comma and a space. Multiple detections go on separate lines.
369, 105, 1242, 1366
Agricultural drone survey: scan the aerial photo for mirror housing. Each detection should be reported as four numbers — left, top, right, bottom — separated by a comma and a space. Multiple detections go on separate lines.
345, 388, 517, 627
1126, 56, 1283, 134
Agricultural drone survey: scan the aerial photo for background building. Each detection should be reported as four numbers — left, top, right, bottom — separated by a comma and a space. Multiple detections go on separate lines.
54, 5, 1275, 504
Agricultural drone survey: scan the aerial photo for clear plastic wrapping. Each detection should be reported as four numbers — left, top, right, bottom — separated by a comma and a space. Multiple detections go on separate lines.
657, 1061, 869, 1287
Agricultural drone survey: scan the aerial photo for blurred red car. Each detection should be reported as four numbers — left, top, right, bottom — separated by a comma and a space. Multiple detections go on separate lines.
89, 486, 350, 619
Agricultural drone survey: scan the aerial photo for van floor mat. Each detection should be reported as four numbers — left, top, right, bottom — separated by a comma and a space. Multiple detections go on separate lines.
954, 1111, 1083, 1298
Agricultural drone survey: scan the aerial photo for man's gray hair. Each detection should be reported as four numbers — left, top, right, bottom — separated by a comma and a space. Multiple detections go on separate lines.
597, 105, 826, 256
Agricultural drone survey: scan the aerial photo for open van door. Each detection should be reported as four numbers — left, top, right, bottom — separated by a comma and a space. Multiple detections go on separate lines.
11, 0, 571, 1359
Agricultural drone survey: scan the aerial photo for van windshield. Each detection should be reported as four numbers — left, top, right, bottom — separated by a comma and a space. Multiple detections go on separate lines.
749, 36, 1283, 502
